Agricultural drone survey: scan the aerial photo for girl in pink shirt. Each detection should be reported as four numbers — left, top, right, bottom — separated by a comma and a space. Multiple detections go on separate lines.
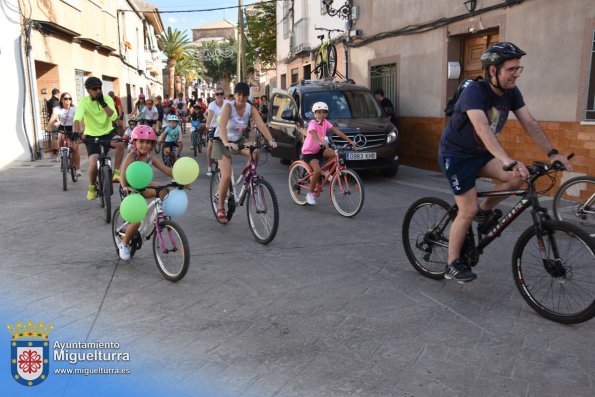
301, 101, 355, 205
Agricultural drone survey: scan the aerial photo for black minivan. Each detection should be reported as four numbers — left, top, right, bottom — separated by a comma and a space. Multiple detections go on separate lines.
268, 79, 400, 176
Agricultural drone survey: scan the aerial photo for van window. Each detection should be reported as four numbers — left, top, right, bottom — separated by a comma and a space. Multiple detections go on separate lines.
302, 91, 381, 120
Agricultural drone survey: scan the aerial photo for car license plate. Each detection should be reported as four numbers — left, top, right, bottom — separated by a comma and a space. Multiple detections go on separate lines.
347, 152, 376, 160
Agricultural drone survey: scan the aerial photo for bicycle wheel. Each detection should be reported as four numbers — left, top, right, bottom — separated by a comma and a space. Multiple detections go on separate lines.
61, 150, 69, 191
402, 197, 453, 280
330, 169, 364, 217
153, 220, 190, 282
111, 207, 140, 259
288, 161, 311, 206
209, 169, 234, 223
102, 166, 112, 223
552, 176, 595, 236
314, 50, 326, 79
326, 45, 338, 78
246, 179, 279, 244
70, 154, 78, 183
512, 220, 595, 324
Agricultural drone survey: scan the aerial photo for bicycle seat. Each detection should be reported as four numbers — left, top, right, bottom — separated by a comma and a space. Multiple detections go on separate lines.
317, 35, 324, 41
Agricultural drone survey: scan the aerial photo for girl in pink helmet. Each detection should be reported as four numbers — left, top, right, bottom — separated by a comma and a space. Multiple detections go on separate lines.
301, 101, 356, 205
116, 125, 173, 260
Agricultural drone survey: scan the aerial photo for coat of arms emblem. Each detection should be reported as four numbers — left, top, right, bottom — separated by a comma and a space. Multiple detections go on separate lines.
7, 320, 52, 386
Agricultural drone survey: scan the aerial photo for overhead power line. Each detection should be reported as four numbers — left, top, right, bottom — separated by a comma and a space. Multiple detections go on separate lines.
120, 0, 279, 14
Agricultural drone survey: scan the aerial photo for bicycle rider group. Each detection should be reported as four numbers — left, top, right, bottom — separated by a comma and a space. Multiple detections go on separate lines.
65, 40, 595, 323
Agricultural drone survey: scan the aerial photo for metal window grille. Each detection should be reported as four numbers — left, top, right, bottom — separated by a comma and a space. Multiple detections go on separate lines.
370, 63, 397, 110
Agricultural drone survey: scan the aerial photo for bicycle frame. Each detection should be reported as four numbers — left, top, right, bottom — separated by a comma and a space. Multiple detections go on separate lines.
436, 168, 559, 257
295, 147, 349, 197
229, 149, 260, 207
316, 153, 345, 195
318, 39, 330, 62
140, 196, 181, 254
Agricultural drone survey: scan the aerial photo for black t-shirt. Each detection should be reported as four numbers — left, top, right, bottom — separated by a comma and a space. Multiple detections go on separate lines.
46, 96, 60, 118
380, 98, 397, 125
439, 80, 525, 158
189, 110, 204, 121
259, 102, 269, 118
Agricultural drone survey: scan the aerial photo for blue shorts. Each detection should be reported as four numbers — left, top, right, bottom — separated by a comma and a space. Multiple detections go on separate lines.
438, 152, 493, 195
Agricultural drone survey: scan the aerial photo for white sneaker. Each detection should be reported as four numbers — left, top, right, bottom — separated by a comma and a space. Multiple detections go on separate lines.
306, 192, 317, 206
75, 169, 82, 177
116, 238, 131, 261
206, 167, 212, 176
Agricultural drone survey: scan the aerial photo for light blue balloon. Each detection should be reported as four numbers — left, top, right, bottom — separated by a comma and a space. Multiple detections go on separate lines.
162, 189, 188, 218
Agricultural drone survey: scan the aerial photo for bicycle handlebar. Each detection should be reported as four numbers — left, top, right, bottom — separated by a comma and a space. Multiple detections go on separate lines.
82, 136, 124, 144
503, 153, 575, 174
124, 181, 186, 195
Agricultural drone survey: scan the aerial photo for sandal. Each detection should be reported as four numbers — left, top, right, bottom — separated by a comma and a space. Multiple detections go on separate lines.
216, 208, 228, 224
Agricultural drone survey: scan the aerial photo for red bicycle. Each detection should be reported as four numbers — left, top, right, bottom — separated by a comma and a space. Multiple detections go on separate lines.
288, 143, 364, 217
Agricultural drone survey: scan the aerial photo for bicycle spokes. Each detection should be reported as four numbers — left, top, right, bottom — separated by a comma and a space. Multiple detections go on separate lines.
153, 220, 189, 282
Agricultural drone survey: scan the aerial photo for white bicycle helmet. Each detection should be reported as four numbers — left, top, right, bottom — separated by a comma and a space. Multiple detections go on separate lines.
312, 102, 329, 113
167, 114, 179, 122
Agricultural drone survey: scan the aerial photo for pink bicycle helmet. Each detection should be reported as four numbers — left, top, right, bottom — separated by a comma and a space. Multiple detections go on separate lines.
131, 125, 157, 143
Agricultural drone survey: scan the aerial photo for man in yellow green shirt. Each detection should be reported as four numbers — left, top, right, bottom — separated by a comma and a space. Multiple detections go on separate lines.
73, 76, 125, 200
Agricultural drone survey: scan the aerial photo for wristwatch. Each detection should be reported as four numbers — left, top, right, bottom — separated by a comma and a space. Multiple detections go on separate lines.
547, 148, 559, 157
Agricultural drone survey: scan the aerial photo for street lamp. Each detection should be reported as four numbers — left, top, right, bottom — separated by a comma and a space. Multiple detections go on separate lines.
322, 0, 351, 20
464, 0, 477, 12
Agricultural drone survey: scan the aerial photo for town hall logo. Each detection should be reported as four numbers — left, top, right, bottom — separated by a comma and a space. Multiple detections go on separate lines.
7, 320, 53, 387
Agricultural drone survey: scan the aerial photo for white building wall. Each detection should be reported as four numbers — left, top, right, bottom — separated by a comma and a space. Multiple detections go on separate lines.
276, 0, 346, 87
1, 1, 33, 168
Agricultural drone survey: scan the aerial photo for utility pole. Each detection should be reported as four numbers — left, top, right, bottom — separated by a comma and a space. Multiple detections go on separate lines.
237, 0, 244, 82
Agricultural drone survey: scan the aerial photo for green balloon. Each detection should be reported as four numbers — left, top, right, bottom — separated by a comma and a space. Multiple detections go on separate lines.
126, 161, 153, 189
120, 194, 148, 223
172, 157, 199, 185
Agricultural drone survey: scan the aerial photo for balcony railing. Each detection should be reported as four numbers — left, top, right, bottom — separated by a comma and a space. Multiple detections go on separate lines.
290, 18, 310, 56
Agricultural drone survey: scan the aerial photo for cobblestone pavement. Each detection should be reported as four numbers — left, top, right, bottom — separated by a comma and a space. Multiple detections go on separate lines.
1, 134, 594, 396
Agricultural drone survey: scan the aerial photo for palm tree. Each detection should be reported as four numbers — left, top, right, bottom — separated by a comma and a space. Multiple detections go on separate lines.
176, 49, 206, 94
158, 27, 190, 97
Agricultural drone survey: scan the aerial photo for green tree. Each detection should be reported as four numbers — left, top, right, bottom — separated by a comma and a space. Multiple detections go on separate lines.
157, 27, 190, 97
176, 50, 205, 89
245, 1, 276, 67
199, 38, 238, 82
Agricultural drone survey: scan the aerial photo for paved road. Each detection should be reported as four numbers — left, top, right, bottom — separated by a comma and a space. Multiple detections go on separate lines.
1, 134, 594, 396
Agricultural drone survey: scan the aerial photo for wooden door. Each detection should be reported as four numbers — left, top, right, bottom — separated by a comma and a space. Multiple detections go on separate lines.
462, 32, 499, 80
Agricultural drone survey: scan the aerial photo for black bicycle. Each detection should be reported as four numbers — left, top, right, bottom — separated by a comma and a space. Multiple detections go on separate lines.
190, 120, 204, 156
59, 132, 80, 191
402, 156, 595, 324
83, 136, 121, 223
162, 144, 178, 168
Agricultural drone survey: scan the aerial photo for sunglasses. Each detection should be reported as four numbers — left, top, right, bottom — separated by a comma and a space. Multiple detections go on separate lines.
215, 92, 224, 96
89, 87, 101, 91
63, 97, 72, 101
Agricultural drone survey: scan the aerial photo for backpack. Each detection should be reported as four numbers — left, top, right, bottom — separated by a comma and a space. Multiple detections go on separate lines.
444, 76, 483, 117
